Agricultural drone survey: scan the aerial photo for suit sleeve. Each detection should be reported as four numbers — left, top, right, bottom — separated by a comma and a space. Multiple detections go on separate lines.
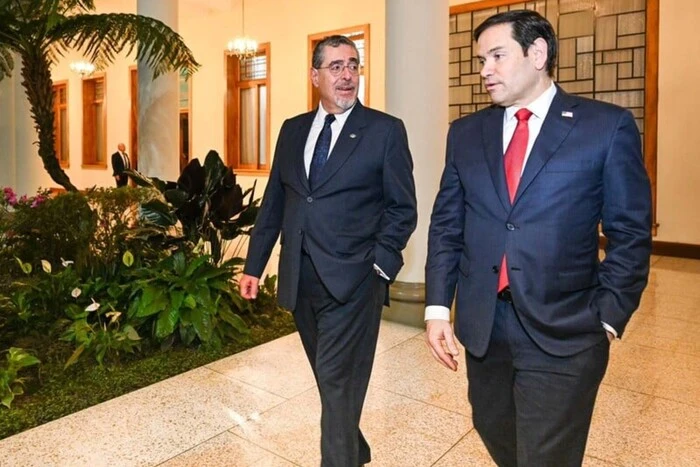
425, 123, 465, 308
373, 119, 417, 281
243, 121, 289, 278
594, 109, 652, 335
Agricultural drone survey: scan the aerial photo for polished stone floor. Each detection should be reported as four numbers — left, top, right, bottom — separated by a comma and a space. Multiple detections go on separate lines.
0, 255, 698, 466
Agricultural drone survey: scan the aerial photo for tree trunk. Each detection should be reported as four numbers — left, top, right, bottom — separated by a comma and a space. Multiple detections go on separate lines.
19, 48, 78, 192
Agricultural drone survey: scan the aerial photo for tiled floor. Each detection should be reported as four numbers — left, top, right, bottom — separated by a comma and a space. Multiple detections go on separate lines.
1, 256, 698, 466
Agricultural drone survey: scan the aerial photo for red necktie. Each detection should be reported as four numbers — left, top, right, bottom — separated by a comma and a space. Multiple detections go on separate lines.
498, 108, 533, 292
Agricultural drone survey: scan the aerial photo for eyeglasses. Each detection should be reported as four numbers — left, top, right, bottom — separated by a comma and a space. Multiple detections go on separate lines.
316, 62, 362, 76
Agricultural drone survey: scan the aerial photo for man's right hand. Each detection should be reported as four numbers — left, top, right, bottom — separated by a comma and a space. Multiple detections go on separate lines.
425, 319, 460, 371
239, 274, 260, 300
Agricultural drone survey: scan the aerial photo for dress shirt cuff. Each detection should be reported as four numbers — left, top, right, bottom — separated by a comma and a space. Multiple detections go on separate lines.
601, 321, 618, 339
373, 264, 390, 281
425, 305, 451, 322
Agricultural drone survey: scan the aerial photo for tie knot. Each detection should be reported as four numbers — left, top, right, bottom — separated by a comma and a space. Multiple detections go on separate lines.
515, 108, 533, 122
324, 113, 336, 126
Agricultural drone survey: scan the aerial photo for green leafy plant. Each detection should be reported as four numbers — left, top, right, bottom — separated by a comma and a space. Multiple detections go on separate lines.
2, 191, 96, 272
5, 258, 80, 336
60, 308, 140, 369
127, 251, 249, 348
0, 347, 40, 408
130, 150, 259, 265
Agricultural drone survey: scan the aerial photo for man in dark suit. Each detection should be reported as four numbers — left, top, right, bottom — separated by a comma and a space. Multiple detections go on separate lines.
240, 35, 417, 466
425, 10, 651, 466
111, 143, 130, 187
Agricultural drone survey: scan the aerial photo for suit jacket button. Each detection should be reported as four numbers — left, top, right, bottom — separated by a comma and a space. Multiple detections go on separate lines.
506, 222, 516, 231
492, 266, 499, 273
306, 196, 313, 203
297, 229, 303, 235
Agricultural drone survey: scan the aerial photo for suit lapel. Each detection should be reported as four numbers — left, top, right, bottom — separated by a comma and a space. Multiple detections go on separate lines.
482, 106, 510, 212
514, 87, 577, 204
313, 102, 366, 191
294, 112, 316, 192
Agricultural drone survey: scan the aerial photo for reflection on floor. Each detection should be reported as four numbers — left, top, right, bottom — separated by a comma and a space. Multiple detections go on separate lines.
1, 256, 699, 466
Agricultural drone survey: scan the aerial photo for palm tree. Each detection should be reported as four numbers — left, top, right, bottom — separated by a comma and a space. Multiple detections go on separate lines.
0, 0, 200, 191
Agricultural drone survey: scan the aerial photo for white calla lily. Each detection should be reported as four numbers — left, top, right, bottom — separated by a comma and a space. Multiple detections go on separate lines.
85, 299, 100, 312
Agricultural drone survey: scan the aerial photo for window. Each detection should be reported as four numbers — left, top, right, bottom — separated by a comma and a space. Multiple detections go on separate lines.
308, 25, 370, 110
52, 81, 69, 168
82, 75, 106, 167
179, 72, 192, 172
225, 43, 271, 173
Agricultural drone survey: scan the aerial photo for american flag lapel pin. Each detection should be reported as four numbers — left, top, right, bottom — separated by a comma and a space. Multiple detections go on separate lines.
561, 111, 573, 118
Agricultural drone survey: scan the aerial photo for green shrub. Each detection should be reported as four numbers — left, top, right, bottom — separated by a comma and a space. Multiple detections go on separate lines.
0, 348, 40, 408
127, 251, 249, 349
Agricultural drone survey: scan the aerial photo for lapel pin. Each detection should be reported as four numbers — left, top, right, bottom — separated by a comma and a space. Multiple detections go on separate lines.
349, 133, 357, 138
561, 111, 573, 118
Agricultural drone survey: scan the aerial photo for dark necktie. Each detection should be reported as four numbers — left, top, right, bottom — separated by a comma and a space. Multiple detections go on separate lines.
309, 113, 335, 190
498, 108, 533, 292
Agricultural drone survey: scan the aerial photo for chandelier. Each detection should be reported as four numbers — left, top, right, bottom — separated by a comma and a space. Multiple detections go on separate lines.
69, 61, 95, 77
227, 0, 257, 60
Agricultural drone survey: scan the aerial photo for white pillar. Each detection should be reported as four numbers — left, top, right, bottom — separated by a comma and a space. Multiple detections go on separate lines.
0, 69, 17, 189
4, 55, 49, 195
386, 0, 449, 284
137, 0, 180, 181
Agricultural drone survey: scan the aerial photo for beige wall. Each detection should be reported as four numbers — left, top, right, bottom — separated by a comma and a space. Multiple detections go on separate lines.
3, 0, 699, 247
655, 0, 700, 244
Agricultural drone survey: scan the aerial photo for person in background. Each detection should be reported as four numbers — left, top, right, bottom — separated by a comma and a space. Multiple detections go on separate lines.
111, 143, 130, 187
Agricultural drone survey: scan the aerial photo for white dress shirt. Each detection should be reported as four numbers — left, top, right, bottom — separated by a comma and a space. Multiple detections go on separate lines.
304, 103, 353, 176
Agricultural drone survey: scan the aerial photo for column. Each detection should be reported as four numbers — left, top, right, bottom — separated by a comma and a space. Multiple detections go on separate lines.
0, 67, 17, 189
2, 55, 50, 195
137, 0, 180, 181
385, 0, 449, 326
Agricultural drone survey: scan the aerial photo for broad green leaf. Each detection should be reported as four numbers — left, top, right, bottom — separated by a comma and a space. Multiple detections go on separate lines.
172, 251, 186, 275
219, 309, 249, 334
183, 294, 197, 309
164, 188, 189, 208
140, 200, 177, 227
190, 307, 212, 342
135, 287, 168, 318
123, 325, 140, 341
183, 255, 209, 277
155, 308, 180, 339
8, 348, 40, 369
169, 289, 185, 312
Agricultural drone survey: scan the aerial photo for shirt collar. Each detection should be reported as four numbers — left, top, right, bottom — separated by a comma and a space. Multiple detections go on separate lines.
505, 81, 557, 121
317, 101, 355, 126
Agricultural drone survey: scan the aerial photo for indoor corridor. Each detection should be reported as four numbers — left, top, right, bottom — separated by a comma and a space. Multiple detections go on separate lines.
0, 256, 698, 466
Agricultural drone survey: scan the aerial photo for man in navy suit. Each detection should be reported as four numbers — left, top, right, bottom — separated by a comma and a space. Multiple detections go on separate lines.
425, 10, 651, 466
240, 35, 417, 466
111, 143, 130, 187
